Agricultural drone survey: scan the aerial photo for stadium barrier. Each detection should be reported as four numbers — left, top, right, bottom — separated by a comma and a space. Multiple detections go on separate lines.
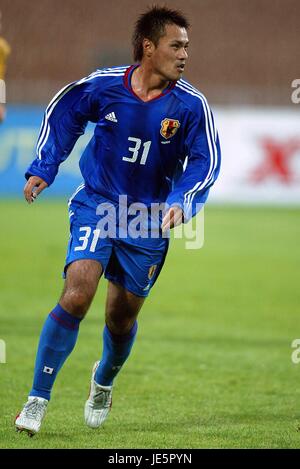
0, 105, 299, 204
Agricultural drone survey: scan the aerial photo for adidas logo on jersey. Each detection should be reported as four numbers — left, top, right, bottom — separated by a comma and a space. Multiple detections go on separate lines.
105, 112, 118, 123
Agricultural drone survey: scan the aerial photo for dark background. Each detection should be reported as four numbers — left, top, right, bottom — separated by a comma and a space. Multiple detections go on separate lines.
2, 0, 299, 105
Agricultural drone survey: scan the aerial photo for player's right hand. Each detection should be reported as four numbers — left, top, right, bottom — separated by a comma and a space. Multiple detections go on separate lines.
24, 176, 48, 204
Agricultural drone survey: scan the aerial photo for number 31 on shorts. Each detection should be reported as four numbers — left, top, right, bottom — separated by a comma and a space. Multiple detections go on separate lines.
74, 227, 101, 253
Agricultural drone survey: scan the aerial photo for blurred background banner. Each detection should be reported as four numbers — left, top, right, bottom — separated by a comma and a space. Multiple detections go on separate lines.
0, 106, 93, 197
1, 106, 299, 202
0, 0, 299, 201
211, 107, 300, 205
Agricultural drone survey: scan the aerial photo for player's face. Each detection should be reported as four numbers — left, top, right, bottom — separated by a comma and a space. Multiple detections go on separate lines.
151, 24, 189, 81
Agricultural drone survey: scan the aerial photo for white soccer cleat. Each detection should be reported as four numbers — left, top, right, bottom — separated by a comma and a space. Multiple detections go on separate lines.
84, 361, 113, 429
15, 396, 48, 437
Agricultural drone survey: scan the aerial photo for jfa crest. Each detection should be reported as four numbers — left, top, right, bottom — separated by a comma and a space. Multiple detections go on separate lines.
160, 118, 180, 139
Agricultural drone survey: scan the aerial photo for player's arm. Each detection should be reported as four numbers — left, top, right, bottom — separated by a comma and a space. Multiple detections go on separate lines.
163, 100, 221, 230
24, 76, 99, 203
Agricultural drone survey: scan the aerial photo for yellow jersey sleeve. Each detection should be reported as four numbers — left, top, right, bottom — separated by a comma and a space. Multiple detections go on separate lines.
0, 37, 11, 80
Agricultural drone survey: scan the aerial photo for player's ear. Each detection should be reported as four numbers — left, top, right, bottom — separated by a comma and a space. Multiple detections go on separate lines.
143, 38, 155, 58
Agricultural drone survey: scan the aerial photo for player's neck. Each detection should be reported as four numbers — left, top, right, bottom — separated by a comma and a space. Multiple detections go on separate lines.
131, 63, 170, 102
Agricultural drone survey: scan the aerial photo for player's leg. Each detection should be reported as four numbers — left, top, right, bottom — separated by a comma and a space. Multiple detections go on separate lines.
84, 281, 144, 428
95, 280, 144, 384
16, 259, 102, 435
84, 238, 169, 428
29, 259, 102, 398
16, 185, 114, 435
59, 259, 102, 317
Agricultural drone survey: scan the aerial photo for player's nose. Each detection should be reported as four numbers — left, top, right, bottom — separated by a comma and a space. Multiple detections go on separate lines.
178, 47, 188, 60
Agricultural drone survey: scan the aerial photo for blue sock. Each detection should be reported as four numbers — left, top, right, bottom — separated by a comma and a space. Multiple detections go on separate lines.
95, 321, 138, 387
29, 304, 81, 401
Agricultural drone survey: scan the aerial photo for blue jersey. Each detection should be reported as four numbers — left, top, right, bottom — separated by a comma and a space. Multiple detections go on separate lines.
26, 65, 221, 220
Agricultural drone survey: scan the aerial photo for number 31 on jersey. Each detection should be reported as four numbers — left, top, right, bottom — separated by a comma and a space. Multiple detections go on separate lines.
122, 137, 151, 165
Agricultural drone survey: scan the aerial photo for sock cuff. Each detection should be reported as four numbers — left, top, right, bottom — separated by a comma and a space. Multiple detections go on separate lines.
105, 321, 138, 343
49, 304, 82, 330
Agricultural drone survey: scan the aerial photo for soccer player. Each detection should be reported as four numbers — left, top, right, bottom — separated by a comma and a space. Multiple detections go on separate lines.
15, 6, 221, 436
0, 10, 11, 123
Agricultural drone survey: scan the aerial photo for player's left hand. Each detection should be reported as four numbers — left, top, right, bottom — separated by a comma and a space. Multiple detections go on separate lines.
161, 206, 184, 233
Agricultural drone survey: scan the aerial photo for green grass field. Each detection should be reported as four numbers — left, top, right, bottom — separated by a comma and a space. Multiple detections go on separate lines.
0, 200, 299, 448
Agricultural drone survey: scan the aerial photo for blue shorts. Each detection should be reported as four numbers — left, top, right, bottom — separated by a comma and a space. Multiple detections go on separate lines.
64, 184, 169, 297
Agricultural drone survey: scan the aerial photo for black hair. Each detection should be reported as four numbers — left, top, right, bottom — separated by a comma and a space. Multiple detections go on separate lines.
132, 5, 190, 62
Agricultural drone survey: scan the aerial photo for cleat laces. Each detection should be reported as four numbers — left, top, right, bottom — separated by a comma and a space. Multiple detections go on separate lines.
23, 398, 45, 420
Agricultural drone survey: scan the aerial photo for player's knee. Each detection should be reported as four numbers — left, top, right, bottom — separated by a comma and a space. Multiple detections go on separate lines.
60, 288, 93, 318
